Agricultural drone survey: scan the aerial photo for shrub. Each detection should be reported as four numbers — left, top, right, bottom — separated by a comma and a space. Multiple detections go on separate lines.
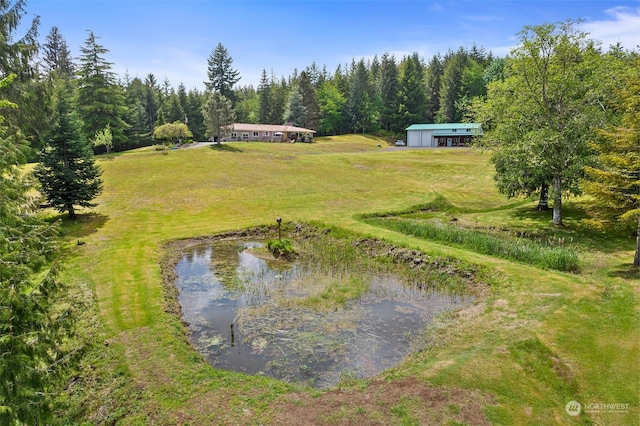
266, 238, 296, 258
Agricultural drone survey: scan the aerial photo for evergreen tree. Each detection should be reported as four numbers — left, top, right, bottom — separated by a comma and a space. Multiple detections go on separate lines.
186, 88, 206, 140
257, 69, 270, 123
34, 88, 103, 219
395, 53, 427, 131
41, 26, 75, 78
123, 75, 148, 146
1, 76, 75, 423
76, 31, 128, 148
166, 90, 184, 123
332, 64, 349, 99
205, 42, 241, 102
177, 82, 189, 122
0, 0, 52, 154
297, 70, 320, 130
143, 73, 160, 132
267, 74, 287, 125
0, 0, 39, 81
283, 85, 306, 126
305, 61, 324, 88
583, 57, 640, 266
346, 58, 377, 133
437, 48, 466, 123
378, 53, 399, 131
425, 55, 443, 123
155, 107, 166, 127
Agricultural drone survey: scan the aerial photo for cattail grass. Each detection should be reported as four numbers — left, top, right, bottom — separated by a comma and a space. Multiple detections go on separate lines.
365, 217, 579, 272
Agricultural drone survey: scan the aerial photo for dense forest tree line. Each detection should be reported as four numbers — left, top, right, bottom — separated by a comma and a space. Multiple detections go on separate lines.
2, 9, 505, 155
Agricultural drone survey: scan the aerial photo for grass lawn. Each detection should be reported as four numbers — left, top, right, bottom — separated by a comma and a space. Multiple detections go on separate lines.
55, 135, 638, 424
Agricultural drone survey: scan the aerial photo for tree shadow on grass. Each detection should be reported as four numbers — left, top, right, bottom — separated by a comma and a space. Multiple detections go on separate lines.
209, 143, 243, 153
56, 212, 109, 241
507, 202, 633, 254
608, 263, 640, 280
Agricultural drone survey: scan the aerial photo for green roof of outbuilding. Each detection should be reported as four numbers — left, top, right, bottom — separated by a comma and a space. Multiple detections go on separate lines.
405, 123, 481, 131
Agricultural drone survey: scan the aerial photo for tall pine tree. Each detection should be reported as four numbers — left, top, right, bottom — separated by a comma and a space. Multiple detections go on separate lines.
283, 85, 306, 127
583, 56, 640, 267
0, 75, 74, 425
76, 31, 128, 149
205, 42, 241, 103
257, 69, 270, 123
378, 53, 399, 131
0, 0, 52, 154
35, 87, 103, 219
396, 53, 427, 132
425, 55, 443, 123
41, 26, 75, 79
297, 71, 320, 130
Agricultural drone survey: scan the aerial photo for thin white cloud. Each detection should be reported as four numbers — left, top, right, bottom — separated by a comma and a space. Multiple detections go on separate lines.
464, 14, 504, 23
582, 5, 640, 50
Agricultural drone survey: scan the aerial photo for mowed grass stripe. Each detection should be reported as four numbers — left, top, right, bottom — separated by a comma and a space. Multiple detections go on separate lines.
59, 135, 638, 423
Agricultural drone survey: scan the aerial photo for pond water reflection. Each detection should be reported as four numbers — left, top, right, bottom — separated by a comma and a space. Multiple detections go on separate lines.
175, 240, 472, 388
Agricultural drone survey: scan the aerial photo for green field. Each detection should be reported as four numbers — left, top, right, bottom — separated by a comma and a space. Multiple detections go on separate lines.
57, 135, 638, 424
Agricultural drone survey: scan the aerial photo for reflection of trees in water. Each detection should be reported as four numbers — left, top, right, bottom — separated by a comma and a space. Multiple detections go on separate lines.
177, 234, 475, 388
208, 241, 245, 291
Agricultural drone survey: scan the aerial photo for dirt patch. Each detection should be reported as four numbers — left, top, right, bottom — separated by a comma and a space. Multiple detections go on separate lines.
271, 377, 493, 425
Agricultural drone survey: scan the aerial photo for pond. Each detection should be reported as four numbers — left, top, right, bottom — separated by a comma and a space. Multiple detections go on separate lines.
174, 238, 473, 388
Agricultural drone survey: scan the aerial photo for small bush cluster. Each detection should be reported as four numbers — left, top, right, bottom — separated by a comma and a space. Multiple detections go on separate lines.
266, 238, 296, 258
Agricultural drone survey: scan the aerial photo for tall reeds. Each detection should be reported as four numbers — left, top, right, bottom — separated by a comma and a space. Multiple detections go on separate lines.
365, 218, 579, 272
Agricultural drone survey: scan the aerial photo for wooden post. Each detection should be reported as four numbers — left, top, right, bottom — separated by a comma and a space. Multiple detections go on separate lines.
276, 217, 282, 241
230, 323, 235, 347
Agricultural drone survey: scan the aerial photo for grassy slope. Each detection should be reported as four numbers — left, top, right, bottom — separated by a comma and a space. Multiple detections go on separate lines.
58, 135, 638, 424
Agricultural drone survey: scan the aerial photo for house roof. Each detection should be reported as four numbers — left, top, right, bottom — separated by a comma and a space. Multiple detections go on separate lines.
405, 123, 481, 131
232, 123, 316, 133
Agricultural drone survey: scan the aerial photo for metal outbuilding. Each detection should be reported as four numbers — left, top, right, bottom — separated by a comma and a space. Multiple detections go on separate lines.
405, 123, 482, 147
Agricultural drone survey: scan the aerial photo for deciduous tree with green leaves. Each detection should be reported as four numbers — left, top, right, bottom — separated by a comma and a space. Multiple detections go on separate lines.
153, 121, 192, 145
93, 123, 113, 154
583, 56, 640, 267
316, 79, 345, 135
473, 21, 605, 225
34, 88, 103, 219
201, 91, 235, 143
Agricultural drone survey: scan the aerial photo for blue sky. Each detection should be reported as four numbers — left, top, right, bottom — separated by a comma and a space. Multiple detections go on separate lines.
25, 0, 640, 90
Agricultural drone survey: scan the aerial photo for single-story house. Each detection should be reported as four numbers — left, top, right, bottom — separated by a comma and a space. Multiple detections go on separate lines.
222, 123, 316, 143
405, 123, 482, 147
